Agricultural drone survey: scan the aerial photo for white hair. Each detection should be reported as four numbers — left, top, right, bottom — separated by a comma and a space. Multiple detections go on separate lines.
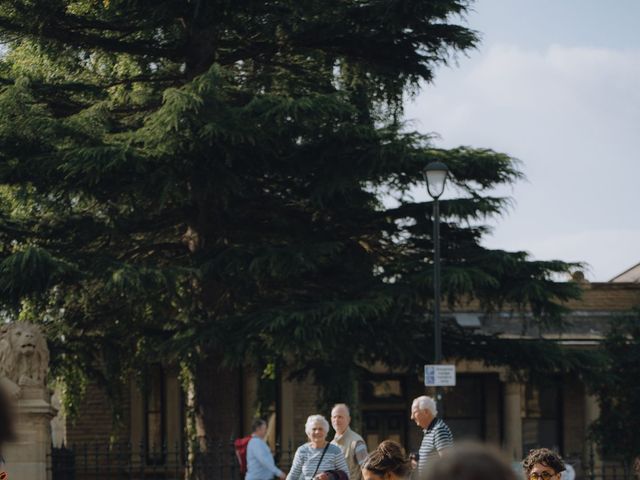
413, 395, 437, 416
305, 414, 329, 437
331, 403, 351, 416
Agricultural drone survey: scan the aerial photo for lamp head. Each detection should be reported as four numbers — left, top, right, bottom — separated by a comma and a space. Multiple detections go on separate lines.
423, 161, 449, 199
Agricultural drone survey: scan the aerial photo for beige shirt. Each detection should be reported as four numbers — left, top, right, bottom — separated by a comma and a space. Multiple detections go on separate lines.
332, 427, 367, 480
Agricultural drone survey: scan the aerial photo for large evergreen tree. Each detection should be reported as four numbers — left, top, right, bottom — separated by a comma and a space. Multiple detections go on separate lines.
588, 311, 640, 470
0, 0, 586, 445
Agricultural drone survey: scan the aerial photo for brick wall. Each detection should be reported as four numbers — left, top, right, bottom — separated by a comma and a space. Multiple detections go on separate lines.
65, 382, 131, 446
565, 283, 640, 311
291, 374, 322, 447
453, 283, 640, 312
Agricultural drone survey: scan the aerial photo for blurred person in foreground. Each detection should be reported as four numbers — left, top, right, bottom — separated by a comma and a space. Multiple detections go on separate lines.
0, 383, 15, 466
522, 448, 565, 480
361, 440, 411, 480
422, 441, 517, 480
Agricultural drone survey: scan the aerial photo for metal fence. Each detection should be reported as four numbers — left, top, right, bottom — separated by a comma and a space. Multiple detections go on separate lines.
49, 440, 295, 480
590, 465, 634, 480
50, 440, 634, 480
582, 444, 632, 480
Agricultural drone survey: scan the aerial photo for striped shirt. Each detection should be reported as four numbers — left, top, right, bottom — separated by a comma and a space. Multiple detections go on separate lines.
287, 443, 350, 480
418, 418, 453, 476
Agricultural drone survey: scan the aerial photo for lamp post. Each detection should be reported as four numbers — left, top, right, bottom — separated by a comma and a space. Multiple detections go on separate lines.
423, 161, 449, 381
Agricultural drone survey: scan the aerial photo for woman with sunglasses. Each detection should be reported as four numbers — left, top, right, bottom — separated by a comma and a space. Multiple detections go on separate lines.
523, 448, 565, 480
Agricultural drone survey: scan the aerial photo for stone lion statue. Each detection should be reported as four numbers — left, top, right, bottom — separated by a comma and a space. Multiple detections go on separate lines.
0, 322, 49, 396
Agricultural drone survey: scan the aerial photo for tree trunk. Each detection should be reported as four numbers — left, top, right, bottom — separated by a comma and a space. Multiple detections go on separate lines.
189, 353, 243, 479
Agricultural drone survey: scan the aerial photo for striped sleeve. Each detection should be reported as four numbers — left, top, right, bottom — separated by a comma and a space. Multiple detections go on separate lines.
354, 440, 368, 466
287, 444, 350, 479
286, 446, 305, 480
433, 422, 453, 451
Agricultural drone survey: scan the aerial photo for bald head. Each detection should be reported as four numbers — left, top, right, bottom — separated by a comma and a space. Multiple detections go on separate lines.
331, 403, 351, 435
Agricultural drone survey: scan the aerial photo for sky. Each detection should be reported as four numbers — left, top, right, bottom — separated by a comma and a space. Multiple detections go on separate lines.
404, 0, 640, 281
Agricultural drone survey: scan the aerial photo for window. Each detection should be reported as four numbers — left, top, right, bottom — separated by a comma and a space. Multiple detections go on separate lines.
363, 412, 406, 452
144, 364, 165, 464
441, 375, 485, 440
360, 375, 407, 449
361, 378, 405, 403
522, 383, 562, 454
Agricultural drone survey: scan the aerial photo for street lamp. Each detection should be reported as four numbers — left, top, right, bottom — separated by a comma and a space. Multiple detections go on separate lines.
423, 161, 449, 369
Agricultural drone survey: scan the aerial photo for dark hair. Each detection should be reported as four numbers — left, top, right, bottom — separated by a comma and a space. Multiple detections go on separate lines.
362, 440, 411, 478
423, 442, 517, 480
251, 418, 267, 432
523, 448, 565, 475
0, 385, 15, 453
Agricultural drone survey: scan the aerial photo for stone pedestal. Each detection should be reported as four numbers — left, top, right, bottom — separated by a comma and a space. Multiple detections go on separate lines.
3, 386, 57, 480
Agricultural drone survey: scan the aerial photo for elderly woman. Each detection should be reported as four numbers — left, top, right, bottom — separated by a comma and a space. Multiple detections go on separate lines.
287, 414, 349, 480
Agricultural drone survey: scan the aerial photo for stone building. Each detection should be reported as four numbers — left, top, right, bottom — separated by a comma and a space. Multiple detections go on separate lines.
52, 277, 640, 476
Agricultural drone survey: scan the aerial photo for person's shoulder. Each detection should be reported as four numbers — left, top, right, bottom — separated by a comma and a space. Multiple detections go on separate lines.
327, 443, 343, 455
349, 429, 365, 443
297, 442, 313, 454
247, 437, 263, 450
437, 418, 452, 430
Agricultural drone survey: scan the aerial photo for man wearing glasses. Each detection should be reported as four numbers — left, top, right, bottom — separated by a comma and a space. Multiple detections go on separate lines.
523, 448, 566, 480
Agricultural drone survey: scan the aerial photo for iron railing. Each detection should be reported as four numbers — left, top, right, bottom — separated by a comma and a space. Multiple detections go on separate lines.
50, 440, 633, 480
584, 443, 633, 480
49, 440, 295, 480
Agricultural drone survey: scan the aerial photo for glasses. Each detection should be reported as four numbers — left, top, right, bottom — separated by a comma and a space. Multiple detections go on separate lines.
529, 472, 556, 480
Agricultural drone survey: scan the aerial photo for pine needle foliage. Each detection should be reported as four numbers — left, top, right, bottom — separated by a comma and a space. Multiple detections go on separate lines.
0, 0, 587, 425
587, 311, 640, 468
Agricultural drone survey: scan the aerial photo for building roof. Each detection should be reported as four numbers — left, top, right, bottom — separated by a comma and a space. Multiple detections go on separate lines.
610, 261, 640, 283
451, 282, 640, 313
449, 282, 640, 341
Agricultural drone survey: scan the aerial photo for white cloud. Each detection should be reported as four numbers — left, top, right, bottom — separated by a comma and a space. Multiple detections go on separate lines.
406, 45, 640, 280
483, 228, 640, 282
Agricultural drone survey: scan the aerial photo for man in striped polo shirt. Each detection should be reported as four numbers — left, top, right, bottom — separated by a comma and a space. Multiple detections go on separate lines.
411, 395, 453, 478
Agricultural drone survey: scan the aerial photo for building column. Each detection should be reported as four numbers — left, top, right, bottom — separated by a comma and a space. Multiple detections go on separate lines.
165, 369, 183, 452
503, 382, 523, 461
584, 394, 602, 470
279, 374, 295, 456
130, 378, 144, 454
242, 367, 259, 436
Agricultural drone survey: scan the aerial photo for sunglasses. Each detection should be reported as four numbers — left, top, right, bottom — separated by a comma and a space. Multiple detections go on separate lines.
529, 472, 557, 480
